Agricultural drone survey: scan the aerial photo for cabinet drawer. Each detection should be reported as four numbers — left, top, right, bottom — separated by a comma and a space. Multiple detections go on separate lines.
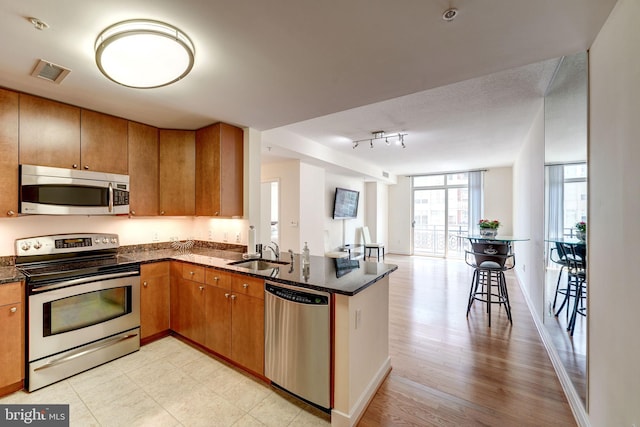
182, 264, 205, 282
205, 269, 232, 290
232, 275, 264, 300
141, 261, 170, 278
0, 282, 22, 305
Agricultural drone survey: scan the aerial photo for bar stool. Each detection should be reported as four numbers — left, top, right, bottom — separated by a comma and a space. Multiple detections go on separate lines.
465, 241, 515, 327
554, 242, 587, 336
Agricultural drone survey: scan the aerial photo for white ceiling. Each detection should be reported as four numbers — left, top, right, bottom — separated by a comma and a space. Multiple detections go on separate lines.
0, 0, 616, 179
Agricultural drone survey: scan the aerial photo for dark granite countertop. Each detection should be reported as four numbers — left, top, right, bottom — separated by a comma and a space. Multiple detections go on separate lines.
1, 247, 397, 296
0, 266, 23, 284
120, 248, 397, 296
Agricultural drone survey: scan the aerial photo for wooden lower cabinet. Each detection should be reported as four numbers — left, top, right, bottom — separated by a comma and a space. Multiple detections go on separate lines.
170, 262, 264, 375
0, 282, 24, 395
140, 262, 170, 341
230, 292, 264, 374
171, 276, 207, 344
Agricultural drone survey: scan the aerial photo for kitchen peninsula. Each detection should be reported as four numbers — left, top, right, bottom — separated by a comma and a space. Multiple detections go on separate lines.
124, 246, 397, 427
1, 245, 397, 427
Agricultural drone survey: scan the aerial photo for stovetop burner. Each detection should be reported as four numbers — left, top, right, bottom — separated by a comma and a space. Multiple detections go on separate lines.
15, 233, 138, 287
18, 256, 120, 277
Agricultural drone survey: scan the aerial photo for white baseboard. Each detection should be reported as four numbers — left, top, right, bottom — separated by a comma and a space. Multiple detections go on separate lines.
515, 272, 589, 427
331, 357, 392, 427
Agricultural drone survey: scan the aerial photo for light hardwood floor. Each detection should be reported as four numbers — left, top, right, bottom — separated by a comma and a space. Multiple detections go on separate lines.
359, 254, 577, 426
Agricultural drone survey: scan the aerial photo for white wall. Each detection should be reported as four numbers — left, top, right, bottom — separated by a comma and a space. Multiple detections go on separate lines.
512, 102, 545, 318
324, 173, 365, 250
484, 167, 514, 235
364, 181, 388, 246
0, 215, 249, 256
300, 162, 326, 255
262, 160, 301, 253
388, 176, 412, 255
588, 0, 640, 424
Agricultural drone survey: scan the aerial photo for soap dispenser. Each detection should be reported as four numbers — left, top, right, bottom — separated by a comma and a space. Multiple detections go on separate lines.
302, 241, 310, 266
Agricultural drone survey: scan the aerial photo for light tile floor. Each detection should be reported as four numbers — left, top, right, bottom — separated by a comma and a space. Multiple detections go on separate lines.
1, 336, 331, 426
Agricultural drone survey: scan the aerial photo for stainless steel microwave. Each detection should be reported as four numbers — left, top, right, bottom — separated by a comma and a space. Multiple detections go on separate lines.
20, 164, 130, 215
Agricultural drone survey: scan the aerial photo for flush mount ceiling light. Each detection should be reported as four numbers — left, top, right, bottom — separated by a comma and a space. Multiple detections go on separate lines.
95, 19, 195, 89
352, 131, 407, 149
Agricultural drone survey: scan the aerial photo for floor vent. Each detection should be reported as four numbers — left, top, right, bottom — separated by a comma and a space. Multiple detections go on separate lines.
31, 59, 71, 84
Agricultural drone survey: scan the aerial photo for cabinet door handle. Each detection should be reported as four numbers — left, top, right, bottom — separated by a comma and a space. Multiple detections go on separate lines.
231, 294, 237, 300
160, 210, 165, 215
10, 307, 17, 313
84, 165, 90, 170
7, 210, 15, 216
72, 164, 78, 169
130, 210, 136, 216
213, 276, 219, 282
143, 281, 148, 287
190, 271, 195, 276
224, 293, 230, 298
243, 283, 249, 289
199, 286, 205, 291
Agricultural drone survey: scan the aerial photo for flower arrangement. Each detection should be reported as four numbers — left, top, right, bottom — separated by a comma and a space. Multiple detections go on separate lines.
575, 221, 586, 232
478, 219, 500, 229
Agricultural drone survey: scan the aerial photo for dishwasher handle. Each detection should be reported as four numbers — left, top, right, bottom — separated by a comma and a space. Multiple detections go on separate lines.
265, 283, 329, 305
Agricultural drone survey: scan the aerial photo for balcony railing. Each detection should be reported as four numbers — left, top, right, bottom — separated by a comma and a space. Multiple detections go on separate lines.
414, 225, 468, 257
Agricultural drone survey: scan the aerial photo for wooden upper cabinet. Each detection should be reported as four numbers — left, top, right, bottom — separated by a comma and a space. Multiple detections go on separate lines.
196, 123, 243, 217
19, 93, 81, 169
159, 129, 195, 216
80, 110, 128, 174
128, 122, 159, 216
0, 88, 19, 217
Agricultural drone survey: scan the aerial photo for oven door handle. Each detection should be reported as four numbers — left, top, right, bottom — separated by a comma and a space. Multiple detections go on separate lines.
30, 270, 139, 293
33, 332, 139, 372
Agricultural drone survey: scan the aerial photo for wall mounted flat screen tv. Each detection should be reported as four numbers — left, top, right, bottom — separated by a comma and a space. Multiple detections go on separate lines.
332, 187, 359, 219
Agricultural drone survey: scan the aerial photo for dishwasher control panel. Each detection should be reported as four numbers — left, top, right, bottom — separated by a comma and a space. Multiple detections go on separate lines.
265, 283, 329, 305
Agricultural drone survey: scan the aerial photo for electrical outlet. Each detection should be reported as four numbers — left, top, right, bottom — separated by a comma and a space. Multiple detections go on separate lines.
208, 229, 213, 241
235, 232, 241, 243
223, 232, 228, 242
152, 232, 159, 242
355, 309, 362, 329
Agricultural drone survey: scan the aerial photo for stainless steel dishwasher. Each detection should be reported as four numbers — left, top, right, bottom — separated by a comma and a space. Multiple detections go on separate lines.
264, 281, 331, 411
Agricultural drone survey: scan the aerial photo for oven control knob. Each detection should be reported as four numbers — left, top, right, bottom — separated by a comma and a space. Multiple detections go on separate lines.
33, 241, 42, 250
21, 242, 31, 251
94, 238, 101, 244
110, 238, 117, 244
102, 238, 109, 244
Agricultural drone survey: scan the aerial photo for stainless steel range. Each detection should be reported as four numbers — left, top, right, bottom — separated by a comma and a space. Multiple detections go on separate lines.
15, 233, 140, 392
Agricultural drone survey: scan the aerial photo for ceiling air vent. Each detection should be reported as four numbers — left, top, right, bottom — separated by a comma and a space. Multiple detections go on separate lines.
31, 59, 71, 84
382, 171, 389, 178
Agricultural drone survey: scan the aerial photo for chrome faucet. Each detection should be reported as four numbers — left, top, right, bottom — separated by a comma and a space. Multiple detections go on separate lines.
266, 241, 280, 260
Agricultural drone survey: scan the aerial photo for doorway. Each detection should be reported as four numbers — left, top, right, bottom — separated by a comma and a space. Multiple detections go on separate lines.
412, 174, 469, 257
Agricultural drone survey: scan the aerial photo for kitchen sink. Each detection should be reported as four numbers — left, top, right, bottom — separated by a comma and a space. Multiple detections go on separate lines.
227, 259, 289, 270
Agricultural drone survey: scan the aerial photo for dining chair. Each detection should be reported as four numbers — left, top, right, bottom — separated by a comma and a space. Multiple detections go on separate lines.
361, 226, 385, 261
465, 241, 515, 327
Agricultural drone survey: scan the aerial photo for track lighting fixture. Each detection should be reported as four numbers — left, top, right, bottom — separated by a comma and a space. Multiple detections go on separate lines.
352, 131, 407, 149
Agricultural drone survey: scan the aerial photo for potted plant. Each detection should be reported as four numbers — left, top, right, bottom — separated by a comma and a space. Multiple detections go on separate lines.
575, 221, 586, 241
478, 219, 500, 237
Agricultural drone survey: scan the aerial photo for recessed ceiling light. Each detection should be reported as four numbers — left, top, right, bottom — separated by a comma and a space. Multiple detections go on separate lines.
28, 17, 49, 31
442, 8, 458, 21
95, 19, 195, 89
